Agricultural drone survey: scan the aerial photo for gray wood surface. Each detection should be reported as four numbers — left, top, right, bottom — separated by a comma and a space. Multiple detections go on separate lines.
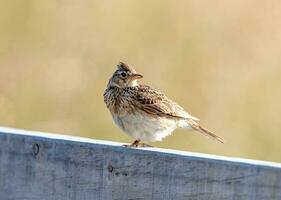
0, 127, 280, 200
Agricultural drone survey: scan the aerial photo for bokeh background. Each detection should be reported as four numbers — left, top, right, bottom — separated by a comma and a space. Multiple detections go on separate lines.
1, 1, 280, 162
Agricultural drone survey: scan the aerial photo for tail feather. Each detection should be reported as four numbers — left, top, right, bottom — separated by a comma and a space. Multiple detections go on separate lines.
187, 120, 224, 144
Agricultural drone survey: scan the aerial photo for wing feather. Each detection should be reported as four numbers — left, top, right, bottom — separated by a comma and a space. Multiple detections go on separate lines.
127, 85, 198, 121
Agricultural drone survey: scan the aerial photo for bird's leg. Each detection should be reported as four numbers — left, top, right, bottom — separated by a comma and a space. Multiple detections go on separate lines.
132, 140, 140, 147
124, 140, 153, 148
123, 140, 140, 147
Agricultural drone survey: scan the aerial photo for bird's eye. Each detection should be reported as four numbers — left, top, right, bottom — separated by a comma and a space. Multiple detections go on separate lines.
121, 72, 127, 77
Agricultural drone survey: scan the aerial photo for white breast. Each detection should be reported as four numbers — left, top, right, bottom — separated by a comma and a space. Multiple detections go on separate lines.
113, 113, 178, 142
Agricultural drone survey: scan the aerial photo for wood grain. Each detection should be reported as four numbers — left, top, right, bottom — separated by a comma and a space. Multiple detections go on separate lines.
0, 127, 280, 200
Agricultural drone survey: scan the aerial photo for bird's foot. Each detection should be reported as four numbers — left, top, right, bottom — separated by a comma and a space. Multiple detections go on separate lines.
123, 140, 153, 148
139, 143, 153, 147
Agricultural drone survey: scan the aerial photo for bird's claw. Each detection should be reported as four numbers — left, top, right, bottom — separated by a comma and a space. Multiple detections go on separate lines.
123, 140, 153, 148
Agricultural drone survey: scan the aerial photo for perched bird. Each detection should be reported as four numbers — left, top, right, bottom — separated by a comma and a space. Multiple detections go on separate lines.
104, 62, 224, 147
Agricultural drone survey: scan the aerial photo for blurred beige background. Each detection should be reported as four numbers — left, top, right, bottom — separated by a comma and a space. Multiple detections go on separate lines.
0, 1, 280, 162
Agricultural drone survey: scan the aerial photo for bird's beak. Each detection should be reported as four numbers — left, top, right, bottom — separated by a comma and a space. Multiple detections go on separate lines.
129, 73, 143, 80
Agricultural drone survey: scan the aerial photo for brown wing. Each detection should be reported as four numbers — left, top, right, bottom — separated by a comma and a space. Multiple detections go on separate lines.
127, 85, 191, 120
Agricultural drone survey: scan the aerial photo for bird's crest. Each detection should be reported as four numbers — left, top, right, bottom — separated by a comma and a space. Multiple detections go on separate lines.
117, 62, 137, 73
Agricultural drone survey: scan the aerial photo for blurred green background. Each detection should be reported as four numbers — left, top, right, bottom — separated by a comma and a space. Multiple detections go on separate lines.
0, 1, 280, 162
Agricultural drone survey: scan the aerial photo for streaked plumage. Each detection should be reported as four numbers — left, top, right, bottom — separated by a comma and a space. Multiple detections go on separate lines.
104, 62, 224, 147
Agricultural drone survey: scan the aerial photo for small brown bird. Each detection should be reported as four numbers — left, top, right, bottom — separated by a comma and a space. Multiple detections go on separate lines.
104, 62, 224, 147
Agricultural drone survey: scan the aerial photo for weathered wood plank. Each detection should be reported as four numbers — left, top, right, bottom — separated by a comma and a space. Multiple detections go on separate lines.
0, 127, 280, 200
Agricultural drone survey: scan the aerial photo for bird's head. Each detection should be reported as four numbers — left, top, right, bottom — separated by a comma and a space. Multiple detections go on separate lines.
108, 62, 143, 88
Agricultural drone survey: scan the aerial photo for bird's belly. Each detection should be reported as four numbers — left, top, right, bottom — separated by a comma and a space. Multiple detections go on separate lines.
113, 113, 177, 142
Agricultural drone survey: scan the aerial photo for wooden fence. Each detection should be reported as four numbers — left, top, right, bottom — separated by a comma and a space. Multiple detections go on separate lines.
0, 127, 280, 200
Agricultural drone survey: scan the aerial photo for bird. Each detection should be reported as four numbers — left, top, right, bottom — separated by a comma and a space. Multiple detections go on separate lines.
104, 62, 224, 147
